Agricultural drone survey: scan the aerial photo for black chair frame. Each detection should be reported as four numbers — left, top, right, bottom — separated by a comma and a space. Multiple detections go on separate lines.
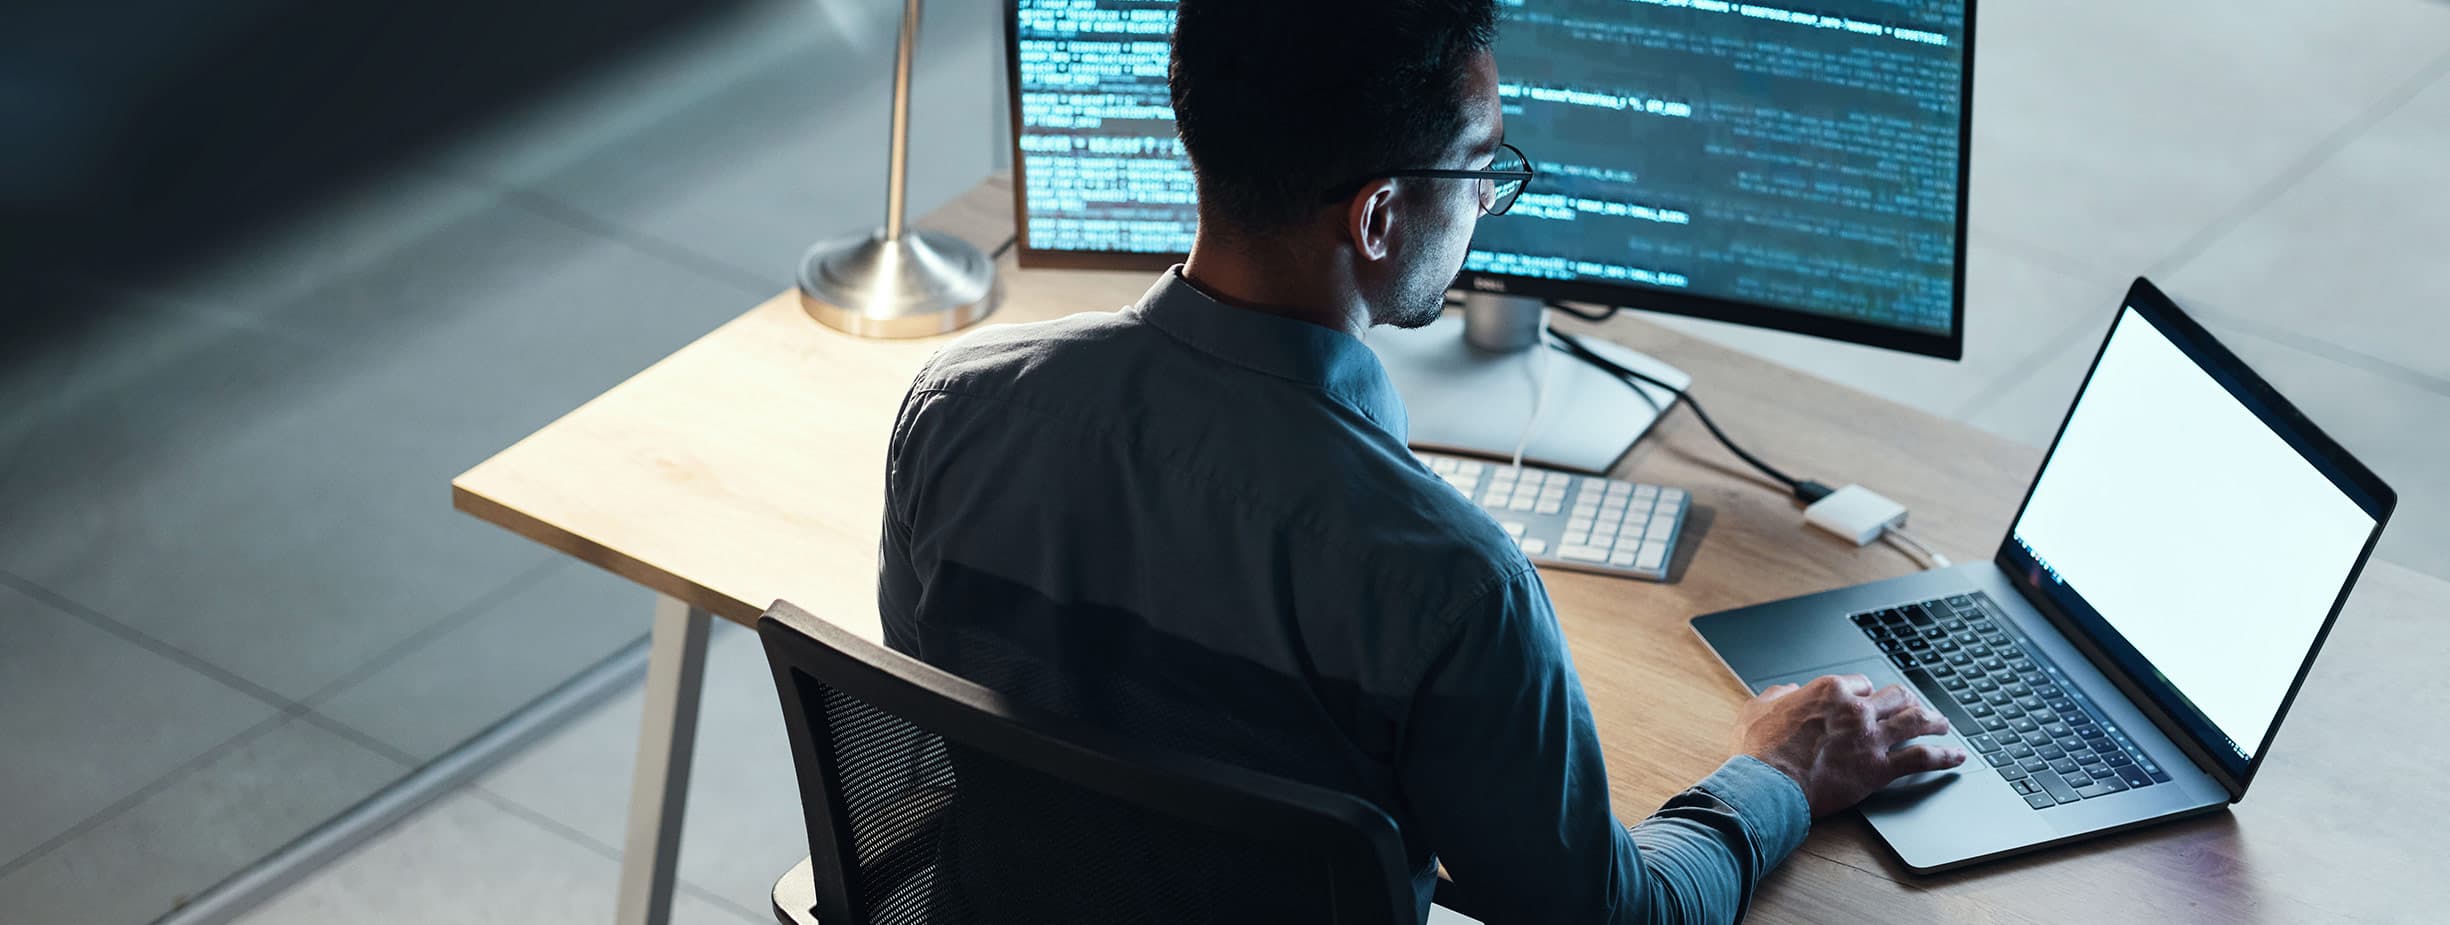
757, 600, 1420, 925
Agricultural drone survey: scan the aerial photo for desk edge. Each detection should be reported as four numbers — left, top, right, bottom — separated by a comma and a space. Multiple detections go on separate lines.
451, 480, 766, 627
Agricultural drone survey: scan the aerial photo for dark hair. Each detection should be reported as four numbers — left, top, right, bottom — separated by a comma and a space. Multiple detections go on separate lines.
1169, 0, 1499, 235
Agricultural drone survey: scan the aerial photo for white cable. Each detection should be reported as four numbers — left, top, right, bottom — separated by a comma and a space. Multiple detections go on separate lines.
1509, 309, 1555, 470
1885, 526, 1952, 570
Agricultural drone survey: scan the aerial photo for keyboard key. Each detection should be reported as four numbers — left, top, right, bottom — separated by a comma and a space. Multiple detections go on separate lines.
2022, 731, 2051, 748
1969, 734, 2002, 753
1501, 522, 1527, 537
1947, 652, 1975, 667
2104, 751, 2134, 767
1942, 677, 1969, 692
1609, 550, 1637, 567
1981, 716, 2010, 733
2075, 780, 2125, 799
2036, 745, 2064, 760
1967, 701, 1995, 717
2010, 718, 2039, 734
2063, 773, 2094, 789
1520, 539, 1548, 556
2020, 758, 2048, 773
2000, 764, 2030, 781
2116, 765, 2154, 788
1557, 545, 1611, 562
1944, 594, 1973, 608
2025, 792, 2057, 810
2043, 722, 2072, 737
1636, 542, 1669, 570
2011, 778, 2038, 794
2006, 744, 2034, 759
1536, 501, 1562, 515
2032, 770, 2080, 803
1985, 751, 2015, 768
2049, 759, 2080, 775
1906, 607, 1936, 627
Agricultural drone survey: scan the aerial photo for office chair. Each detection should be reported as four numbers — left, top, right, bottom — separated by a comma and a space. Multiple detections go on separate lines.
755, 599, 1423, 925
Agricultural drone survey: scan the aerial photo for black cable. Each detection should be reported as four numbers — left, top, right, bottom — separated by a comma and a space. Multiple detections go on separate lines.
1542, 299, 1620, 323
990, 235, 1019, 261
1547, 329, 1833, 504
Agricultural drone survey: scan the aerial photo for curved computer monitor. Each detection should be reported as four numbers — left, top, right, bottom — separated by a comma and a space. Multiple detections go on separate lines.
1007, 0, 1975, 360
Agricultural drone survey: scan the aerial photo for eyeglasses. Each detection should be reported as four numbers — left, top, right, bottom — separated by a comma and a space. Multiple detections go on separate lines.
1321, 143, 1535, 216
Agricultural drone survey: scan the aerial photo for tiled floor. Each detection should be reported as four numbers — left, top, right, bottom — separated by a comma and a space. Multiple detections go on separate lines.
7, 0, 2444, 922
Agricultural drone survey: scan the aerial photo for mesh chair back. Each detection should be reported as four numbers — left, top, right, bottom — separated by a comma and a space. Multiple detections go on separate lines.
758, 600, 1416, 925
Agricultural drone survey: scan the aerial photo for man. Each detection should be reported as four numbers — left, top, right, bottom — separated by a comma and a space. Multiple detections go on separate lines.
879, 0, 1968, 921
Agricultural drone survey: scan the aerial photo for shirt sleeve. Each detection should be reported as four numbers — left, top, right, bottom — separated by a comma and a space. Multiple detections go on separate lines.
1398, 568, 1811, 924
877, 384, 926, 657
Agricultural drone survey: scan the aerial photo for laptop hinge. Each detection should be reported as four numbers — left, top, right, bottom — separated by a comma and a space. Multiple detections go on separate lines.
1994, 553, 2248, 801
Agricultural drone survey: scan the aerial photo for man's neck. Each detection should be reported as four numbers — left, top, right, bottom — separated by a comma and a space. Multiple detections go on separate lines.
1180, 234, 1368, 338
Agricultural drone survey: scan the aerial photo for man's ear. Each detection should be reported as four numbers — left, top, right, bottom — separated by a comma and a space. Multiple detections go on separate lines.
1345, 180, 1399, 262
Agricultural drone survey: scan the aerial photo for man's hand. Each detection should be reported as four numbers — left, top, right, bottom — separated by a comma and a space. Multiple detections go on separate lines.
1733, 674, 1969, 817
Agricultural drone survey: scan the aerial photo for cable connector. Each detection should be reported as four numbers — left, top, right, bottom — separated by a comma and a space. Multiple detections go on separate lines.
1803, 484, 1909, 547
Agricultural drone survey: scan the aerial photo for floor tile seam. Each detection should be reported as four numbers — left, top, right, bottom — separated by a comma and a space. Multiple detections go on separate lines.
466, 785, 774, 925
1947, 307, 2107, 423
292, 710, 428, 771
0, 709, 301, 881
0, 567, 296, 710
294, 556, 567, 711
418, 161, 783, 301
2149, 48, 2450, 280
2196, 307, 2450, 402
1941, 236, 2117, 421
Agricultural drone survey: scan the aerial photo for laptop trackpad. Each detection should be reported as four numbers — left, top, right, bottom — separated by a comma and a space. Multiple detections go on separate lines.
1750, 659, 1966, 794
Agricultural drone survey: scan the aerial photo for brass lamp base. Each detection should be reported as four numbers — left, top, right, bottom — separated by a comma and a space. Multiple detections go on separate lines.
796, 229, 999, 339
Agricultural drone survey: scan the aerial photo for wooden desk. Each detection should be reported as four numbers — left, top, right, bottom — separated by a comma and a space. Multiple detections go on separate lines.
455, 174, 2450, 924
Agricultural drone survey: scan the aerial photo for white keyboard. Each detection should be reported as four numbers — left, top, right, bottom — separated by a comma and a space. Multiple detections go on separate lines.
1417, 450, 1691, 581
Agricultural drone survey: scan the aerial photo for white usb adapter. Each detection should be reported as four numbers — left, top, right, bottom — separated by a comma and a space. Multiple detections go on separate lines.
1804, 484, 1910, 547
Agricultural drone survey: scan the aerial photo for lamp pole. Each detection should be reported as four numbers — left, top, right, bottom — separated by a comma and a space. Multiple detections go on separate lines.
796, 0, 1000, 338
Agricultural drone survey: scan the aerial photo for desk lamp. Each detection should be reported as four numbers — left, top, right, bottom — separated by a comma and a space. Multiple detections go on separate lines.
797, 0, 999, 338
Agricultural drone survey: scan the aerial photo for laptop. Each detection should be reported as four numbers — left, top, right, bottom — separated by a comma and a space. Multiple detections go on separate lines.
1692, 277, 2396, 873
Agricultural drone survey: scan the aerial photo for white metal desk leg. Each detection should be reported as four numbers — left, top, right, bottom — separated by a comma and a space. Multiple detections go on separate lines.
614, 594, 712, 925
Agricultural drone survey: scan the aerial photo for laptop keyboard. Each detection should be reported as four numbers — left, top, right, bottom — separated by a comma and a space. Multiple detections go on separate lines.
1850, 592, 2174, 810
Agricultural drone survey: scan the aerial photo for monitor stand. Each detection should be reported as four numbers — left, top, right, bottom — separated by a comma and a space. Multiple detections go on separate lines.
1368, 293, 1689, 474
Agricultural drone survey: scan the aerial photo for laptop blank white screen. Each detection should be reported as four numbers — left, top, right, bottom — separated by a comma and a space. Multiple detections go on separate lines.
2008, 307, 2375, 761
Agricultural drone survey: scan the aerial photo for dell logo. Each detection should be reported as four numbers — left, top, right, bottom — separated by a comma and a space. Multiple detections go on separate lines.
1470, 277, 1508, 292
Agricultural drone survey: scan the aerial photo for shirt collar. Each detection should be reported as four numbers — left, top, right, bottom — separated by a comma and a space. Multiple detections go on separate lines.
1130, 267, 1409, 442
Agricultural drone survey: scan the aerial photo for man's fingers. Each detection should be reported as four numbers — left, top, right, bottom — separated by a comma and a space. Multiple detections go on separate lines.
1864, 684, 1922, 717
1884, 743, 1970, 777
1877, 706, 1951, 743
1757, 683, 1802, 699
1818, 673, 1875, 697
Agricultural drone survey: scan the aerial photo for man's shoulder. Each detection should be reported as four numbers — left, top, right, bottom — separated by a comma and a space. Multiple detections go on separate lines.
1315, 443, 1540, 606
913, 308, 1144, 394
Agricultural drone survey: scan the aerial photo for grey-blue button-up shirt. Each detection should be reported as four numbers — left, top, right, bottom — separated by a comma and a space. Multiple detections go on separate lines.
881, 268, 1810, 923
